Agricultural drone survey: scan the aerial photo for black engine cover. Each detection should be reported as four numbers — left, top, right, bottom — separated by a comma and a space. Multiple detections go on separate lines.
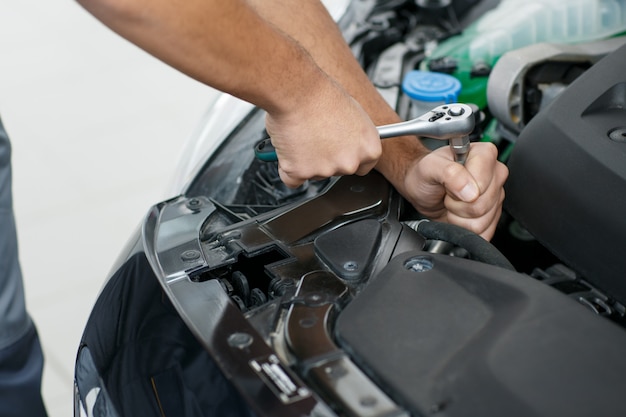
505, 42, 626, 303
335, 252, 626, 417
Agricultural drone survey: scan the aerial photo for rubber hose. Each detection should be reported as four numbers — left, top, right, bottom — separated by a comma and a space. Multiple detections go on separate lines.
410, 220, 516, 271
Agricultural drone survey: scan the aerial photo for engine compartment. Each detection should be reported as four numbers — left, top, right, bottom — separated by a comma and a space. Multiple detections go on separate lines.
146, 169, 626, 416
151, 1, 626, 414
92, 1, 626, 416
183, 0, 626, 324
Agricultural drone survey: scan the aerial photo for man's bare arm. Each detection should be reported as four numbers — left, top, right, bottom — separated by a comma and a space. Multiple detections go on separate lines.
77, 0, 382, 186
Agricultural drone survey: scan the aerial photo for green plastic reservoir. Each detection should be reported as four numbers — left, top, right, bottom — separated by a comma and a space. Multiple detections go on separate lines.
421, 0, 626, 108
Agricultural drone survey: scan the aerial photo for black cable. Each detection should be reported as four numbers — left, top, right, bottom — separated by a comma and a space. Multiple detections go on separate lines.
412, 219, 516, 271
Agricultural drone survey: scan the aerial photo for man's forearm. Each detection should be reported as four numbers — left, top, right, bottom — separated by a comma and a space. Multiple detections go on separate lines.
76, 0, 330, 117
247, 0, 429, 180
78, 0, 429, 185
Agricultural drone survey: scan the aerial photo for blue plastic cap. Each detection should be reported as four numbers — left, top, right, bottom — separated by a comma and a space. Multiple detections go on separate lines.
402, 70, 461, 103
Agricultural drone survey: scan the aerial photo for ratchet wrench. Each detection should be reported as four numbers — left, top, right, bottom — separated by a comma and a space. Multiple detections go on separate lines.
254, 103, 474, 164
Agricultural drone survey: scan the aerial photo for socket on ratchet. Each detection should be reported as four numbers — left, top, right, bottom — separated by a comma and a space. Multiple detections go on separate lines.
254, 103, 474, 164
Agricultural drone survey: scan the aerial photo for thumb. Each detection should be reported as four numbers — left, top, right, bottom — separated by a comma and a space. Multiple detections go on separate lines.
456, 177, 480, 202
437, 159, 480, 202
415, 147, 481, 203
278, 165, 305, 189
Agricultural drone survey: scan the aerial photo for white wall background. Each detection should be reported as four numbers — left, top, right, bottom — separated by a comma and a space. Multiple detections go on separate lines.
0, 1, 217, 415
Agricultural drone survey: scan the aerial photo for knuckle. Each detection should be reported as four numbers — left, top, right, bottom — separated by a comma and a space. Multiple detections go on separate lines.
466, 202, 487, 219
336, 156, 360, 176
368, 143, 383, 160
485, 141, 499, 157
316, 165, 337, 179
442, 162, 464, 181
498, 162, 510, 181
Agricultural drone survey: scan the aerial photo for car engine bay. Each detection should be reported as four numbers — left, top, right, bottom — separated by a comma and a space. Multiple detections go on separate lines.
76, 1, 626, 416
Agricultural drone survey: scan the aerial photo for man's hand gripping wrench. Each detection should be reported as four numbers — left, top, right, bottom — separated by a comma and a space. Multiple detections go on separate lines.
254, 103, 474, 164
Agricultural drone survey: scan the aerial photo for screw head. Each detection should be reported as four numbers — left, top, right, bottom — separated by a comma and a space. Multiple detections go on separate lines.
343, 261, 359, 272
608, 127, 626, 143
186, 198, 203, 211
227, 332, 253, 349
181, 250, 201, 262
404, 255, 434, 272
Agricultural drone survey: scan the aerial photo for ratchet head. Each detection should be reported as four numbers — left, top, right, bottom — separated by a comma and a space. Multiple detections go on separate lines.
377, 103, 474, 164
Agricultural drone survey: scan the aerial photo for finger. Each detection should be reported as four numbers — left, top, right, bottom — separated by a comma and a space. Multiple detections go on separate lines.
278, 165, 306, 188
446, 198, 502, 240
445, 159, 506, 218
354, 132, 383, 176
462, 142, 501, 196
444, 164, 505, 219
425, 148, 480, 203
354, 158, 379, 176
445, 186, 505, 240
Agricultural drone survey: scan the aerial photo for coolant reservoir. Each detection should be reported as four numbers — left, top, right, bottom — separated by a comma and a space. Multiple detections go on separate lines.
421, 0, 626, 108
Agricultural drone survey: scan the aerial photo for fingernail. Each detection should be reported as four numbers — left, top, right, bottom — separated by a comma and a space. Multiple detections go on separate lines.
460, 182, 479, 202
